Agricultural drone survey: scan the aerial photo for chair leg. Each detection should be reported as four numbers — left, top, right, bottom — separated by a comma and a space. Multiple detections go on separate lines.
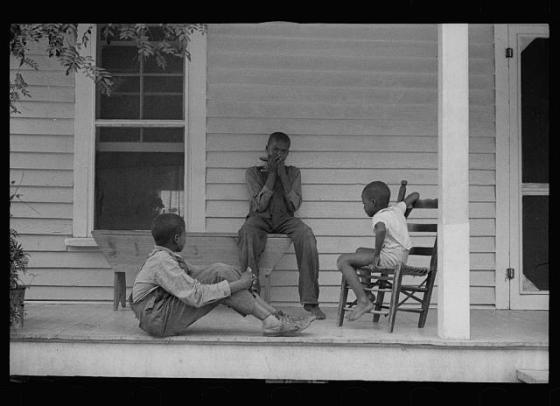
263, 273, 271, 303
387, 266, 403, 333
114, 272, 126, 311
418, 273, 436, 328
336, 276, 349, 327
373, 273, 387, 323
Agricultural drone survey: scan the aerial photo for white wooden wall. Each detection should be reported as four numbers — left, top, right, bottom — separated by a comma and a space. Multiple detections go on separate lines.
9, 24, 496, 307
206, 23, 496, 307
10, 40, 112, 301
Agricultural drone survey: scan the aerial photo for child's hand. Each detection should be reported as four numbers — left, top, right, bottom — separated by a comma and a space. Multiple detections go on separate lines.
239, 267, 256, 289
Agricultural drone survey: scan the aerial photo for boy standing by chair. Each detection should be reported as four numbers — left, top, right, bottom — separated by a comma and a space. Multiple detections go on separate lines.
130, 213, 315, 337
336, 181, 419, 321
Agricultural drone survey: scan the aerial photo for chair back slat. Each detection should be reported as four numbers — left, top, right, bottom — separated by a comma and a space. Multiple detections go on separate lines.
413, 198, 438, 209
407, 223, 437, 232
408, 246, 434, 256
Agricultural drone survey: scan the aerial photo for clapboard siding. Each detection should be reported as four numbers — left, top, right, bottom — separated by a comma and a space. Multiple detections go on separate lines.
11, 25, 498, 306
206, 23, 496, 307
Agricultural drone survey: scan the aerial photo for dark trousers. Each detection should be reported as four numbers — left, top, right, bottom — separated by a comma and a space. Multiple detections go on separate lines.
238, 215, 320, 305
130, 263, 256, 337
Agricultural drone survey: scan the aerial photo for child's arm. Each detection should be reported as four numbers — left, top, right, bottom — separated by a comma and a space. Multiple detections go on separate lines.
373, 221, 386, 266
403, 192, 420, 211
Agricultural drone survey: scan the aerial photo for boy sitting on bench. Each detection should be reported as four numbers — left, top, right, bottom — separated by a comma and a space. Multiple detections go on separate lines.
130, 213, 315, 337
336, 181, 419, 321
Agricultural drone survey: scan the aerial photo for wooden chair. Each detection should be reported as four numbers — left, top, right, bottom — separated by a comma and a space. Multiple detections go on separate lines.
336, 180, 438, 332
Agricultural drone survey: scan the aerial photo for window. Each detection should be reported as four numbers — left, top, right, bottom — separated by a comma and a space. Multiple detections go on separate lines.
94, 25, 185, 230
68, 24, 206, 244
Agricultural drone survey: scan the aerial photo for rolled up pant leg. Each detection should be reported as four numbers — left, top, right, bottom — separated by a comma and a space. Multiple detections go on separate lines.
276, 217, 320, 305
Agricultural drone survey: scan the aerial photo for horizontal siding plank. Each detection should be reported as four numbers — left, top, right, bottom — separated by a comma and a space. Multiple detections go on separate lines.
25, 251, 110, 269
10, 118, 75, 135
10, 169, 74, 187
207, 134, 495, 153
209, 69, 494, 91
10, 152, 73, 170
9, 85, 74, 103
270, 252, 494, 272
206, 118, 494, 137
206, 168, 495, 185
206, 218, 495, 237
10, 218, 72, 235
208, 100, 494, 123
208, 52, 493, 76
206, 184, 495, 202
20, 268, 114, 287
14, 101, 75, 119
17, 235, 70, 252
209, 24, 439, 42
10, 134, 74, 153
10, 202, 73, 219
270, 286, 495, 305
206, 201, 495, 219
10, 55, 68, 71
206, 151, 495, 170
9, 186, 73, 203
208, 84, 494, 106
25, 286, 115, 301
272, 269, 495, 287
10, 70, 74, 87
209, 36, 492, 61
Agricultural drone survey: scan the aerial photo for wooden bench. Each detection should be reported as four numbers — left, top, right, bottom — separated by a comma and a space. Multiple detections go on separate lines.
92, 230, 292, 310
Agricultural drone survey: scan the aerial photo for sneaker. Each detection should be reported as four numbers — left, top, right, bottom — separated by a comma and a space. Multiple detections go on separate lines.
275, 311, 316, 332
262, 317, 300, 337
303, 304, 326, 320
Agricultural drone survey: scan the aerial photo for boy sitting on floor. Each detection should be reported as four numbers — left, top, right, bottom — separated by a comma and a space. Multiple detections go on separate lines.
336, 181, 419, 321
130, 213, 315, 337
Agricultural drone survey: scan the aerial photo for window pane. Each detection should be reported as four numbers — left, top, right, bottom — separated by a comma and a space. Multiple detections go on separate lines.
111, 76, 140, 93
144, 76, 183, 92
98, 127, 141, 142
144, 54, 183, 73
95, 151, 184, 230
98, 95, 140, 119
99, 46, 139, 73
143, 128, 184, 143
521, 38, 549, 184
522, 195, 548, 291
143, 95, 183, 119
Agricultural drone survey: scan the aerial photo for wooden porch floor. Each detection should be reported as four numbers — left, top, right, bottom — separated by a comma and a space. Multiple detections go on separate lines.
10, 303, 548, 381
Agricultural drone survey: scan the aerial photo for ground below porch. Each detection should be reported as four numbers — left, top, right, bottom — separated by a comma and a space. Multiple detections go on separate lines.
10, 303, 548, 382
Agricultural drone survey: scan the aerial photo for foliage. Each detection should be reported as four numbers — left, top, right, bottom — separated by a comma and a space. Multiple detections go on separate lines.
9, 23, 206, 114
10, 181, 29, 290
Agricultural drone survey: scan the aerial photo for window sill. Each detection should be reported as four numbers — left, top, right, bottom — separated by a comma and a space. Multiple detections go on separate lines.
64, 237, 98, 248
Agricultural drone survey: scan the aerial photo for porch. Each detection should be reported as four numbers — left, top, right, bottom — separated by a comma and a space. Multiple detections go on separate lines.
10, 303, 548, 382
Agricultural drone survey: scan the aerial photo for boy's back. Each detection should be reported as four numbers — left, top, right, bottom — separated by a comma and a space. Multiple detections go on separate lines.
371, 201, 412, 267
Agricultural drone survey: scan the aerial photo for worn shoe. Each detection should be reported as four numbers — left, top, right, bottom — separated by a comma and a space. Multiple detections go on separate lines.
303, 304, 326, 320
275, 311, 316, 332
262, 317, 299, 337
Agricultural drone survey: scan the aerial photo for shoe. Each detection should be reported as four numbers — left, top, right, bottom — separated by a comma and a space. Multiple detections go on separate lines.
275, 311, 316, 332
262, 317, 299, 337
303, 304, 326, 320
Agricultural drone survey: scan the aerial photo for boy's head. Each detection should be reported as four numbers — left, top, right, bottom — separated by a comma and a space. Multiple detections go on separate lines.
266, 132, 290, 162
151, 213, 186, 252
361, 181, 391, 217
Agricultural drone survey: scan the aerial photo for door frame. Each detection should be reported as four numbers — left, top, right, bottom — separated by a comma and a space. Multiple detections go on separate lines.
494, 24, 549, 310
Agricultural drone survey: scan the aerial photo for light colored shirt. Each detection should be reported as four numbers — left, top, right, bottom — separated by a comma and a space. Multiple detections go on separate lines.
131, 245, 231, 307
246, 165, 302, 218
371, 201, 412, 267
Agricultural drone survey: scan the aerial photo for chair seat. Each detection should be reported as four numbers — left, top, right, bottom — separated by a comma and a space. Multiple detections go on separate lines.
400, 285, 428, 292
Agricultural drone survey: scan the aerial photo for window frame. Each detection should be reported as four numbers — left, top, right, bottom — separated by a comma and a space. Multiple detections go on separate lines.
66, 24, 207, 246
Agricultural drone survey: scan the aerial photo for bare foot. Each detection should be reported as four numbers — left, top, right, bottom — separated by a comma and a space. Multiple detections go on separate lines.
348, 300, 374, 321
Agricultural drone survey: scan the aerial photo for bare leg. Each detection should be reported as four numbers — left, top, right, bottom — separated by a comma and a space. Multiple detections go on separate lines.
336, 251, 376, 321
